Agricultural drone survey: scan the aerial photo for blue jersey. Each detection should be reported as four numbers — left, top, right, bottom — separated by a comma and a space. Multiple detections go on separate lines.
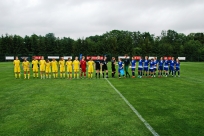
153, 60, 158, 68
175, 62, 180, 68
131, 60, 136, 68
144, 59, 149, 68
164, 60, 169, 68
118, 61, 123, 69
149, 61, 154, 69
170, 60, 175, 67
138, 59, 143, 68
158, 60, 164, 66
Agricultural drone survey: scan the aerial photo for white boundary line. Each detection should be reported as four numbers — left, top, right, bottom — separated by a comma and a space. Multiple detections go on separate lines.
105, 78, 159, 136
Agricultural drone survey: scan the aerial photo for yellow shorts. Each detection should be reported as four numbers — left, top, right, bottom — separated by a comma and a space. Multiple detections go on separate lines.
67, 67, 72, 72
88, 68, 93, 73
14, 67, 20, 73
60, 67, 65, 72
52, 68, 58, 73
33, 67, 38, 72
46, 68, 51, 73
23, 68, 30, 72
74, 69, 79, 72
40, 66, 45, 71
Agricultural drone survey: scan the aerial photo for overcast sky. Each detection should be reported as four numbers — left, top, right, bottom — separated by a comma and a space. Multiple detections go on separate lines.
0, 0, 204, 39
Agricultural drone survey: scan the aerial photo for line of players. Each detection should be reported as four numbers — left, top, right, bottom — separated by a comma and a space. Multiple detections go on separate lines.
13, 56, 108, 79
119, 56, 181, 78
13, 55, 180, 79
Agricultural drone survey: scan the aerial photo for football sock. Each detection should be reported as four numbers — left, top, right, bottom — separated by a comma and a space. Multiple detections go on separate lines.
15, 73, 17, 78
56, 74, 58, 78
60, 73, 62, 78
46, 73, 48, 78
63, 73, 65, 78
36, 73, 38, 77
146, 73, 147, 76
53, 74, 55, 78
112, 72, 114, 77
178, 71, 180, 75
24, 74, 26, 79
99, 73, 100, 78
19, 74, 21, 78
103, 73, 104, 78
138, 71, 140, 76
106, 72, 108, 77
28, 74, 30, 79
33, 73, 35, 77
96, 73, 97, 77
77, 73, 79, 78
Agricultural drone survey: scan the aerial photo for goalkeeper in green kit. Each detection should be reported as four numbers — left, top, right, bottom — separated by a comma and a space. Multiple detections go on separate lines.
124, 54, 131, 78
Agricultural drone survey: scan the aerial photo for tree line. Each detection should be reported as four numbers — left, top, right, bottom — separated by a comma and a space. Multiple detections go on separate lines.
0, 30, 204, 61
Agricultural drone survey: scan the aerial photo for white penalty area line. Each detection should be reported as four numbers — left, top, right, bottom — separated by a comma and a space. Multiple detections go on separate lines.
105, 78, 159, 136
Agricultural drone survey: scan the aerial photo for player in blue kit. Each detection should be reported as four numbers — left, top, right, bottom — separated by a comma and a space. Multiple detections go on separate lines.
118, 58, 125, 78
164, 58, 169, 77
149, 59, 154, 77
138, 58, 143, 78
143, 56, 149, 77
153, 57, 158, 77
169, 57, 175, 76
175, 58, 180, 77
131, 57, 136, 78
158, 57, 164, 77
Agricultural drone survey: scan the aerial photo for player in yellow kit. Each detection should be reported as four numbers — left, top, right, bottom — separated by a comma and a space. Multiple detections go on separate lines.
73, 56, 80, 79
51, 58, 58, 78
87, 57, 95, 79
66, 58, 73, 79
32, 57, 39, 78
13, 56, 21, 79
39, 56, 46, 79
45, 59, 51, 79
59, 57, 65, 78
22, 58, 30, 79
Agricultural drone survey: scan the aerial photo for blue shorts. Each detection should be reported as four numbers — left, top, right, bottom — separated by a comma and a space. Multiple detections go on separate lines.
132, 68, 135, 71
170, 66, 174, 71
149, 69, 154, 72
158, 66, 163, 70
176, 67, 180, 71
138, 67, 143, 71
144, 67, 148, 71
164, 67, 168, 71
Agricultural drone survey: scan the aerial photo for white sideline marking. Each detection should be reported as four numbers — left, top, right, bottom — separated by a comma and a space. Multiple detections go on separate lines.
105, 78, 159, 136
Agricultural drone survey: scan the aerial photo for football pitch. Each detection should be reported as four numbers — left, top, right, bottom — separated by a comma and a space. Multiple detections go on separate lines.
0, 62, 204, 136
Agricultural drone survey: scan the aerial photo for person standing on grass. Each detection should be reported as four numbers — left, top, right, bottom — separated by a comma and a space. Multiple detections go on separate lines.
66, 58, 73, 79
32, 57, 39, 78
164, 58, 169, 77
169, 57, 175, 76
175, 58, 180, 77
143, 56, 149, 77
13, 56, 21, 79
87, 57, 94, 79
45, 59, 51, 79
124, 54, 130, 78
80, 56, 87, 79
138, 57, 143, 78
118, 58, 125, 79
158, 57, 164, 77
153, 57, 158, 77
59, 57, 66, 78
111, 57, 116, 78
51, 58, 58, 78
131, 57, 136, 78
73, 56, 80, 79
101, 56, 108, 78
149, 59, 154, 77
22, 58, 30, 79
39, 56, 46, 79
95, 56, 101, 79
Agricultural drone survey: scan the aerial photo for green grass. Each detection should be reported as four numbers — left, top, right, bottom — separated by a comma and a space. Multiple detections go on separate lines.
0, 62, 204, 136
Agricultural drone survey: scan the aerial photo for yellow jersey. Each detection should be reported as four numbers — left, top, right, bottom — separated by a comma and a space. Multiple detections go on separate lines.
45, 62, 51, 72
39, 60, 46, 67
51, 60, 58, 69
13, 60, 20, 67
22, 61, 29, 68
73, 60, 80, 69
59, 60, 65, 67
88, 60, 94, 69
32, 60, 38, 68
